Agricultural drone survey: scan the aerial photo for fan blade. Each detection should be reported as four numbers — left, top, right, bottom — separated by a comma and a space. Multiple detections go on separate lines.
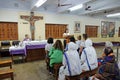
60, 4, 71, 6
57, 0, 71, 7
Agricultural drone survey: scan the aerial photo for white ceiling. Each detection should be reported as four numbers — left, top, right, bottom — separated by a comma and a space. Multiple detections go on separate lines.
0, 0, 120, 19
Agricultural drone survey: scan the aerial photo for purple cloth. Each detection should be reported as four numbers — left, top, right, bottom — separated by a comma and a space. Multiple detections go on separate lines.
93, 42, 105, 46
10, 49, 26, 56
93, 42, 120, 47
26, 44, 46, 49
9, 44, 46, 56
23, 38, 31, 41
112, 42, 120, 46
103, 56, 114, 63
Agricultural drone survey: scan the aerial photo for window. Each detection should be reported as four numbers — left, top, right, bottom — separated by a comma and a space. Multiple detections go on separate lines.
45, 24, 67, 39
85, 25, 98, 37
0, 22, 18, 40
118, 27, 120, 37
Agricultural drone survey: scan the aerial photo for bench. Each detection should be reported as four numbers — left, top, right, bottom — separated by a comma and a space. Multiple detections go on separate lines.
53, 63, 62, 80
0, 59, 14, 80
65, 67, 98, 80
0, 69, 14, 80
0, 59, 12, 69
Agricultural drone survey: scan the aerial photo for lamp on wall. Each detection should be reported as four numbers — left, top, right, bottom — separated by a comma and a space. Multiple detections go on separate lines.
35, 0, 47, 8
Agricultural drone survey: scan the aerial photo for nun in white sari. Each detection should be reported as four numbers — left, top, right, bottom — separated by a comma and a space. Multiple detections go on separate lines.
81, 39, 98, 71
58, 42, 82, 80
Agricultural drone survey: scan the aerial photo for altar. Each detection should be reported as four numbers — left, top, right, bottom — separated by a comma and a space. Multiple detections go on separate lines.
9, 46, 26, 62
9, 40, 47, 62
25, 40, 47, 62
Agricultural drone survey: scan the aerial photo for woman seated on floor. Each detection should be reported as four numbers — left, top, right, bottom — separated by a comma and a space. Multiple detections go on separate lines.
58, 37, 82, 80
92, 47, 120, 80
49, 40, 63, 74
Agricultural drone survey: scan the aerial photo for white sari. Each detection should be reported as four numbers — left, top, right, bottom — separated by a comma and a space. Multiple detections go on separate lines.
81, 39, 98, 71
58, 42, 82, 80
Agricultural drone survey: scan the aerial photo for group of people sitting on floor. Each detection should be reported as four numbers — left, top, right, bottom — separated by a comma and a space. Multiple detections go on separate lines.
45, 33, 120, 80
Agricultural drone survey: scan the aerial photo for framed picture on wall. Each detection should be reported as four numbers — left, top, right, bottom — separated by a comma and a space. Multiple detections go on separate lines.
74, 21, 80, 33
108, 22, 115, 37
101, 21, 108, 38
101, 21, 115, 38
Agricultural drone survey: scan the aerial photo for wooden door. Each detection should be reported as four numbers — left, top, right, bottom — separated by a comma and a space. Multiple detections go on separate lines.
85, 25, 98, 37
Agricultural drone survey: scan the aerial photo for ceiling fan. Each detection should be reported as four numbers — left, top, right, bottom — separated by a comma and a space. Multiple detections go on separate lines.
58, 0, 71, 7
85, 6, 92, 11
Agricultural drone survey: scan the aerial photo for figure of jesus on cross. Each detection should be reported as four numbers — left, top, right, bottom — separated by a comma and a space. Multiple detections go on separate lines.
21, 12, 43, 40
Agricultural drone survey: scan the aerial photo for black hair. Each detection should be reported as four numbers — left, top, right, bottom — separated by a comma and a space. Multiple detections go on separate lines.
47, 37, 53, 44
31, 11, 34, 14
30, 12, 34, 17
64, 28, 68, 33
77, 35, 81, 40
83, 34, 88, 40
25, 34, 28, 37
104, 47, 113, 56
69, 36, 75, 43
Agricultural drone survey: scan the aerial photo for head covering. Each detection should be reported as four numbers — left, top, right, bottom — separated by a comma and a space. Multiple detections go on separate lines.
81, 39, 98, 71
105, 41, 113, 47
85, 39, 92, 47
65, 42, 81, 76
68, 42, 78, 50
80, 40, 85, 47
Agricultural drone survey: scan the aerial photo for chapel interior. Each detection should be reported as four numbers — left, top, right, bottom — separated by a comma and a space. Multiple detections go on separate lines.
0, 0, 120, 80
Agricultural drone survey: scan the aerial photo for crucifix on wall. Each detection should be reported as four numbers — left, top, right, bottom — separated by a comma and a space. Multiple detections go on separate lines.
20, 12, 43, 40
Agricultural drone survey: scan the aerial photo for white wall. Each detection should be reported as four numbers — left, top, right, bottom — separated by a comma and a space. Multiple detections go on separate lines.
0, 10, 45, 41
43, 12, 120, 41
18, 11, 45, 40
44, 12, 120, 34
0, 10, 120, 42
0, 9, 18, 22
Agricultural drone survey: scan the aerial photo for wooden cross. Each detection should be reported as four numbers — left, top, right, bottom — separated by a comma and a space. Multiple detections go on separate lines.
20, 12, 43, 40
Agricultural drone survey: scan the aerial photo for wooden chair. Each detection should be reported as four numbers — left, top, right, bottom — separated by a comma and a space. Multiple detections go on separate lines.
45, 51, 50, 70
53, 63, 62, 80
12, 40, 20, 46
65, 67, 98, 80
0, 41, 11, 57
45, 57, 50, 70
0, 59, 14, 80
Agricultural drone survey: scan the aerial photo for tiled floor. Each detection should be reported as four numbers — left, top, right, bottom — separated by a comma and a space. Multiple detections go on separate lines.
0, 46, 120, 80
13, 61, 55, 80
1, 60, 55, 80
